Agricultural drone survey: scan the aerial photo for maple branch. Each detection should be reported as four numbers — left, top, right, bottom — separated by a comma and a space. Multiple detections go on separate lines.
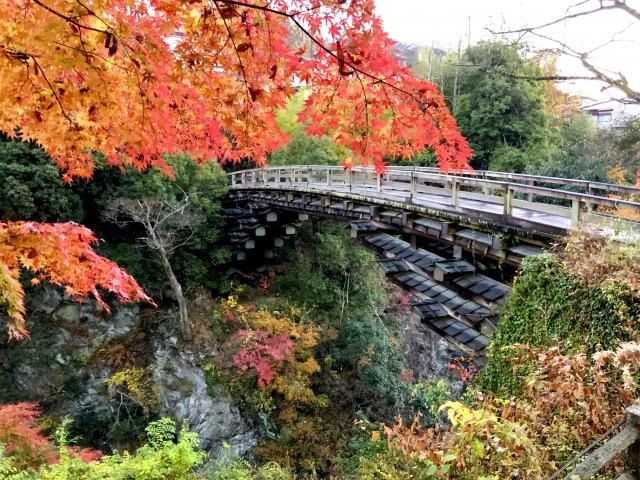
490, 4, 621, 35
354, 70, 370, 154
524, 29, 640, 102
454, 63, 599, 81
489, 0, 640, 103
29, 56, 75, 126
321, 76, 342, 114
211, 0, 253, 137
215, 0, 432, 108
31, 0, 110, 35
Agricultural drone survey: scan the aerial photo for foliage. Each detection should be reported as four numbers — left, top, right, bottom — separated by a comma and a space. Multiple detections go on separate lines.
206, 458, 294, 480
452, 42, 556, 171
269, 131, 345, 167
0, 402, 54, 471
410, 380, 451, 424
479, 252, 638, 397
560, 229, 640, 299
0, 405, 102, 474
0, 136, 83, 222
609, 116, 640, 183
333, 311, 407, 409
211, 296, 336, 473
219, 297, 322, 410
0, 221, 152, 339
274, 89, 308, 135
106, 368, 160, 416
0, 0, 471, 347
86, 153, 230, 294
0, 444, 32, 480
437, 402, 541, 479
343, 414, 449, 480
275, 222, 386, 325
526, 114, 610, 186
274, 222, 408, 412
233, 330, 294, 389
0, 0, 470, 177
386, 149, 437, 168
37, 418, 205, 480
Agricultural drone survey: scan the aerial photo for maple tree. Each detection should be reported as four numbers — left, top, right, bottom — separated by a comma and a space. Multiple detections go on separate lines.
0, 0, 470, 176
233, 329, 293, 388
0, 0, 471, 339
0, 221, 151, 339
0, 402, 103, 471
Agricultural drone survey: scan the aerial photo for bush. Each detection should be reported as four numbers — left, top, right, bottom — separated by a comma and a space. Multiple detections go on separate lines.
0, 136, 83, 222
38, 418, 205, 480
479, 253, 638, 396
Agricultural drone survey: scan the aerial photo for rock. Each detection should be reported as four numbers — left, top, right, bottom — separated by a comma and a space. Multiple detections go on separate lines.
154, 347, 256, 456
27, 286, 63, 314
55, 353, 66, 365
403, 314, 465, 396
53, 304, 81, 323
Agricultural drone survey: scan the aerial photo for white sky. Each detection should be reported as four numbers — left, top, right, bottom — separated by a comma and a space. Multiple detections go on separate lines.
374, 0, 640, 102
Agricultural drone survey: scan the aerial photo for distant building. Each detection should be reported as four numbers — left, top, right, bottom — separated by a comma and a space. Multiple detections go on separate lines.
394, 43, 447, 69
581, 97, 640, 130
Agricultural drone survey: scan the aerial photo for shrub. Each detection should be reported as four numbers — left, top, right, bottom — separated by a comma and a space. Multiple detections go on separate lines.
479, 253, 638, 396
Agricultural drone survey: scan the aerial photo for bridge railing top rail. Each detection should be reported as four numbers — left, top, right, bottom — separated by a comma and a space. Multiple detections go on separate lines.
229, 165, 640, 196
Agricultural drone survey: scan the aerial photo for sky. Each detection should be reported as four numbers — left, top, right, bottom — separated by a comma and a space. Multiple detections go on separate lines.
373, 0, 640, 102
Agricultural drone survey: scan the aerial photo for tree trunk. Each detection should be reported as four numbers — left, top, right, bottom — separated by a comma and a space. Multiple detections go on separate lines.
158, 250, 191, 340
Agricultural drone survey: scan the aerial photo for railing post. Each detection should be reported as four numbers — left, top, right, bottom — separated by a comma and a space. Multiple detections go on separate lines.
626, 405, 640, 474
451, 179, 460, 207
503, 185, 514, 218
327, 169, 332, 186
377, 173, 382, 193
527, 178, 534, 203
586, 182, 594, 212
350, 170, 355, 193
571, 198, 581, 227
276, 168, 280, 186
410, 172, 417, 202
231, 173, 237, 186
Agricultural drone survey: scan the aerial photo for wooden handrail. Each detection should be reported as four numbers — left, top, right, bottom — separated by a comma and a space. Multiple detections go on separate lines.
562, 405, 640, 480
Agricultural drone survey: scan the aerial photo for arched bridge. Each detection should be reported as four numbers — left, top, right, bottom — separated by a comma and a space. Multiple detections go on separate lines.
229, 165, 640, 237
225, 166, 640, 357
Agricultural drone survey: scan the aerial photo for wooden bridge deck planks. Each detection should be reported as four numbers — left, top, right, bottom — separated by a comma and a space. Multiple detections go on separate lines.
303, 181, 573, 231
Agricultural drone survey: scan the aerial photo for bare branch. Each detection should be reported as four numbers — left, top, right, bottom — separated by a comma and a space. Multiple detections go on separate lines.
488, 2, 640, 104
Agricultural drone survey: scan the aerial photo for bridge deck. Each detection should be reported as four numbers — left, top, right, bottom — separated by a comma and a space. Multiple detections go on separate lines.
312, 182, 572, 231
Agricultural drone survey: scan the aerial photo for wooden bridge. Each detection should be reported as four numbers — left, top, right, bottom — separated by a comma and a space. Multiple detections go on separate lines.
229, 165, 640, 239
225, 165, 640, 358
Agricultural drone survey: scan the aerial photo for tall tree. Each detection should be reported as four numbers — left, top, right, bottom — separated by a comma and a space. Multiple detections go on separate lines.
0, 0, 471, 174
0, 135, 83, 222
452, 42, 555, 171
104, 194, 200, 340
0, 0, 472, 338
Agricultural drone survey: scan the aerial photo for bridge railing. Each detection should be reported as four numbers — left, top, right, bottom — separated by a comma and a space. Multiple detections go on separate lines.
228, 165, 640, 228
384, 165, 640, 197
556, 405, 640, 480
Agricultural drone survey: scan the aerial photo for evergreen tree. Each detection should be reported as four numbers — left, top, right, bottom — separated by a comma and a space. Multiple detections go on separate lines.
452, 42, 556, 171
